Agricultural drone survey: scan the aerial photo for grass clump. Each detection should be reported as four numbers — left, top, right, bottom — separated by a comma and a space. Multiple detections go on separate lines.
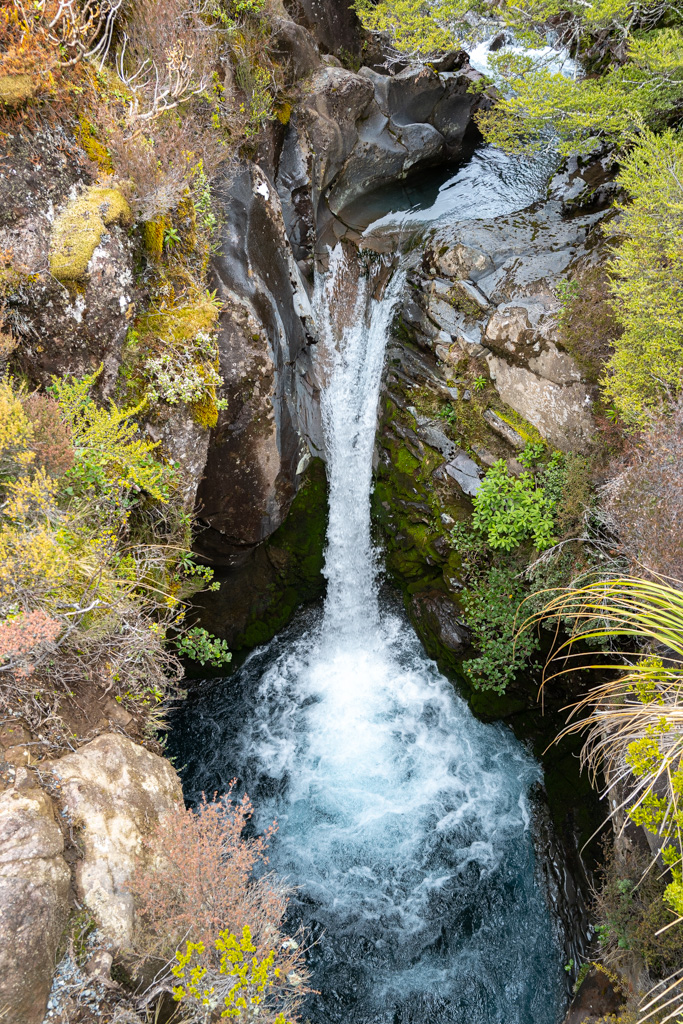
521, 575, 683, 1016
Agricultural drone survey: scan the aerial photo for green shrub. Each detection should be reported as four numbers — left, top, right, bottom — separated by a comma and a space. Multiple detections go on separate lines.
177, 627, 232, 668
471, 459, 556, 552
0, 373, 226, 741
462, 564, 540, 694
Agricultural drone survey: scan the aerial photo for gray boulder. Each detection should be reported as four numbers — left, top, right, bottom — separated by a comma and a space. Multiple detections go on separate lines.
0, 770, 70, 1024
487, 355, 594, 449
48, 734, 183, 951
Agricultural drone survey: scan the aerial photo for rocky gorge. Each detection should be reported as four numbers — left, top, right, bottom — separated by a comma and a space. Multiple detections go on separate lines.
0, 1, 673, 1022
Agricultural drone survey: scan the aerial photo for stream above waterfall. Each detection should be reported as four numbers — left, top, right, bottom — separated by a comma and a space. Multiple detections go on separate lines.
170, 241, 566, 1023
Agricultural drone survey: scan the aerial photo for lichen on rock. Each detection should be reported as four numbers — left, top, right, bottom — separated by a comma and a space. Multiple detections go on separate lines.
49, 186, 132, 283
48, 733, 183, 951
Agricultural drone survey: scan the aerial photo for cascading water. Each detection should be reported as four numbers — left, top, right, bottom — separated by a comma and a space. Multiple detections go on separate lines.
170, 247, 565, 1024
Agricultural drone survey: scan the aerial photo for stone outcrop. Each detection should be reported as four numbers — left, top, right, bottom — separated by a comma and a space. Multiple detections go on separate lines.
377, 196, 606, 451
0, 129, 136, 399
0, 769, 70, 1024
48, 734, 183, 950
276, 56, 492, 253
487, 356, 594, 448
196, 36, 491, 563
196, 162, 318, 558
560, 967, 624, 1024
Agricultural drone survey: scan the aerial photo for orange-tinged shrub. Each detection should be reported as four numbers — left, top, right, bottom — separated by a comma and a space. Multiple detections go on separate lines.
128, 784, 310, 1023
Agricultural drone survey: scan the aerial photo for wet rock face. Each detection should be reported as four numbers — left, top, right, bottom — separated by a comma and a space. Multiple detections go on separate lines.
0, 129, 136, 397
0, 769, 70, 1024
48, 734, 183, 950
411, 590, 470, 653
193, 458, 328, 653
278, 58, 492, 250
380, 198, 606, 451
197, 163, 317, 556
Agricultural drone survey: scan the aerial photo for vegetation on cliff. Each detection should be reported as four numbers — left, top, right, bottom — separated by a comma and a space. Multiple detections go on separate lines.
0, 4, 325, 1022
358, 0, 683, 1015
0, 369, 234, 748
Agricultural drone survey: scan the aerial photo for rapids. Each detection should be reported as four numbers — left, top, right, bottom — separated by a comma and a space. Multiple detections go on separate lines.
170, 246, 566, 1023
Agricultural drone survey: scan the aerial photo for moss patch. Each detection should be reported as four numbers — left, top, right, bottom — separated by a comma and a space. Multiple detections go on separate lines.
50, 187, 132, 282
143, 216, 169, 262
191, 459, 329, 668
0, 75, 35, 108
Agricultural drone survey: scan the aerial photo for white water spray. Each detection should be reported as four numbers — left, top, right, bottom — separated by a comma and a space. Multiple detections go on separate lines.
174, 247, 564, 1024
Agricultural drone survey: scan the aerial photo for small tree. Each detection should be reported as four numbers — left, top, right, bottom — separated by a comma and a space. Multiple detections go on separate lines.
128, 785, 310, 1023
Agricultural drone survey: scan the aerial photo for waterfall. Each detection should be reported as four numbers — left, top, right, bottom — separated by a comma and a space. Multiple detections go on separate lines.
171, 246, 565, 1024
314, 247, 404, 640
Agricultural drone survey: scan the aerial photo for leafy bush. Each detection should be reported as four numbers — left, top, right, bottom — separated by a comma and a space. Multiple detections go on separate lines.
471, 458, 556, 552
178, 627, 232, 668
462, 564, 540, 693
128, 786, 310, 1022
0, 373, 226, 739
172, 926, 302, 1024
603, 128, 683, 426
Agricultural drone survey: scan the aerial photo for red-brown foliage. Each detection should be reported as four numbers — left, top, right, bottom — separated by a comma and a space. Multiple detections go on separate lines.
128, 785, 308, 983
0, 609, 61, 674
602, 401, 683, 580
22, 392, 75, 478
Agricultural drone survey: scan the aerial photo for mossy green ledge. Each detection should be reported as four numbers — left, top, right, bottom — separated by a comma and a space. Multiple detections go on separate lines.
190, 458, 329, 672
372, 350, 603, 858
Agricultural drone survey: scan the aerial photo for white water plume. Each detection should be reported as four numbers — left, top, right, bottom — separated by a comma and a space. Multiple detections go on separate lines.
173, 246, 565, 1024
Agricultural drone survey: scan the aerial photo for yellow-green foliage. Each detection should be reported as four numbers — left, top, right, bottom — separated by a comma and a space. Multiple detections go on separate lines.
495, 408, 545, 446
476, 31, 683, 156
49, 186, 132, 282
354, 0, 463, 58
50, 366, 167, 500
75, 117, 114, 173
189, 385, 220, 429
0, 381, 35, 476
0, 256, 36, 299
275, 101, 292, 125
172, 926, 292, 1023
143, 216, 169, 261
0, 372, 218, 735
138, 288, 220, 352
602, 127, 683, 425
355, 1, 683, 155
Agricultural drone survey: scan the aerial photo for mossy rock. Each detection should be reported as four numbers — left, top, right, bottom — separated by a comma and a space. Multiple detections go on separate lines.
142, 216, 169, 262
0, 75, 35, 108
49, 187, 132, 283
191, 459, 329, 669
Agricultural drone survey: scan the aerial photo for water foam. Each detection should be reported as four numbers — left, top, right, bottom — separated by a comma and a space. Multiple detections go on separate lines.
172, 248, 564, 1024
